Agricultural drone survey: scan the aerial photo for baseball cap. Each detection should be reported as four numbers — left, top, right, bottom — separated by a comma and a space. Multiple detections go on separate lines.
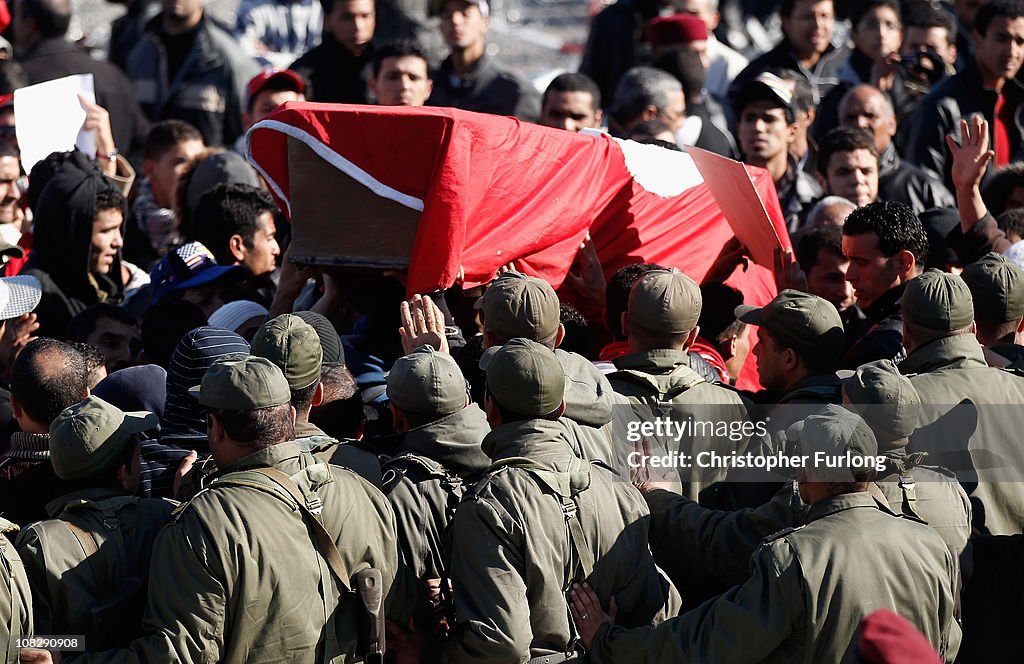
735, 290, 844, 361
648, 14, 709, 50
0, 274, 41, 321
244, 69, 305, 112
189, 355, 291, 411
251, 314, 323, 390
480, 338, 564, 417
628, 268, 701, 334
294, 311, 344, 364
150, 242, 246, 303
49, 395, 157, 480
901, 269, 974, 332
475, 271, 560, 343
961, 252, 1024, 325
388, 345, 467, 416
734, 72, 795, 123
840, 359, 920, 443
785, 404, 879, 481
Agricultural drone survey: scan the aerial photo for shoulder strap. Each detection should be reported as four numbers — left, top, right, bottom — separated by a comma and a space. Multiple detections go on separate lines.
57, 496, 140, 595
0, 535, 24, 659
216, 466, 351, 591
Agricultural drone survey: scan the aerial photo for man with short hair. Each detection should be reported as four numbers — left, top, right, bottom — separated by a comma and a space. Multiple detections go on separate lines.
899, 269, 1024, 535
839, 83, 955, 213
369, 40, 432, 107
572, 405, 962, 663
251, 313, 381, 484
539, 72, 603, 132
41, 355, 411, 661
731, 0, 847, 102
893, 0, 958, 120
14, 0, 150, 163
815, 126, 880, 208
841, 200, 929, 368
16, 396, 174, 648
125, 0, 259, 147
905, 0, 1024, 190
961, 251, 1024, 363
735, 73, 821, 229
608, 268, 753, 502
804, 195, 857, 228
428, 0, 540, 121
290, 0, 376, 103
0, 339, 89, 525
67, 303, 140, 373
795, 224, 856, 314
445, 338, 678, 662
133, 120, 206, 258
191, 183, 281, 279
608, 66, 685, 138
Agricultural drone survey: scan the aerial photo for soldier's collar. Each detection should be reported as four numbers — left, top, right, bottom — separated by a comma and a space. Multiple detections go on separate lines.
803, 490, 880, 524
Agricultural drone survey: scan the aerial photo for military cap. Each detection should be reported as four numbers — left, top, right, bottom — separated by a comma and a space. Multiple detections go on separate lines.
840, 359, 920, 444
49, 396, 157, 480
251, 314, 323, 390
628, 268, 701, 334
902, 269, 974, 332
294, 310, 344, 364
480, 338, 564, 417
475, 271, 560, 342
786, 404, 879, 481
388, 345, 467, 416
961, 252, 1024, 325
735, 290, 844, 360
189, 356, 291, 410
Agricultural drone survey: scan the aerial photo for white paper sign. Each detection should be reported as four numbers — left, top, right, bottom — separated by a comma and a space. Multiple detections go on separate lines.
14, 74, 97, 172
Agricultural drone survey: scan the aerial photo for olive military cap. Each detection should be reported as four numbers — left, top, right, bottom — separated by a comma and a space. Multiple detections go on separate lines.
189, 356, 291, 410
49, 396, 157, 480
841, 359, 920, 444
251, 314, 323, 390
480, 338, 564, 417
902, 269, 974, 332
736, 290, 844, 361
786, 404, 879, 481
961, 252, 1024, 325
388, 345, 467, 416
475, 271, 560, 342
628, 268, 702, 334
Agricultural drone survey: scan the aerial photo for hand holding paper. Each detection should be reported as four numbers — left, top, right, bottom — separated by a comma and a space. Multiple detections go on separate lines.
14, 74, 97, 172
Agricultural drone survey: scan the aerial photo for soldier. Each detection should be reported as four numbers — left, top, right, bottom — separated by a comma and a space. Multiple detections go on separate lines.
960, 252, 1024, 365
446, 338, 679, 662
476, 271, 618, 469
571, 405, 962, 663
840, 359, 972, 563
900, 269, 1024, 535
0, 517, 31, 663
38, 356, 410, 662
380, 345, 491, 648
607, 268, 752, 502
251, 313, 381, 484
16, 397, 175, 649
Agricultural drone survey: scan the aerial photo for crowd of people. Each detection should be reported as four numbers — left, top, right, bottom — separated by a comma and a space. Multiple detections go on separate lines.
0, 0, 1019, 661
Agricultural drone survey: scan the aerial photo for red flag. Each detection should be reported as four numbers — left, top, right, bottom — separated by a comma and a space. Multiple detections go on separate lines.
247, 103, 789, 389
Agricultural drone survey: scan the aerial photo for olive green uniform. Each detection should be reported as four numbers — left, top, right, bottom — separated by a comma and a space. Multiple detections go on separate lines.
0, 518, 31, 664
590, 492, 961, 663
16, 489, 174, 647
608, 349, 754, 502
902, 334, 1024, 535
556, 349, 617, 469
446, 419, 680, 663
75, 442, 411, 663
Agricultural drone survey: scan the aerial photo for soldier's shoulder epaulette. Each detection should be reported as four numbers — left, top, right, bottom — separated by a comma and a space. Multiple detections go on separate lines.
761, 524, 805, 543
169, 486, 215, 521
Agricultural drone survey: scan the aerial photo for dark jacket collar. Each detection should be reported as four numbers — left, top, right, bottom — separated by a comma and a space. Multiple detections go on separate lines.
23, 37, 81, 59
863, 282, 905, 325
879, 142, 900, 177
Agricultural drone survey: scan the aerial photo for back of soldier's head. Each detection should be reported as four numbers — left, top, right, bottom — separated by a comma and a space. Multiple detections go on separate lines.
961, 252, 1024, 341
11, 338, 88, 427
606, 263, 666, 339
310, 362, 364, 439
251, 314, 324, 415
388, 346, 468, 427
476, 271, 561, 349
841, 359, 920, 448
626, 268, 702, 351
481, 338, 565, 424
901, 269, 976, 349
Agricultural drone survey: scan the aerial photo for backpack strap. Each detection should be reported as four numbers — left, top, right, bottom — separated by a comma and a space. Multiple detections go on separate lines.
214, 464, 350, 591
57, 496, 140, 596
0, 529, 25, 661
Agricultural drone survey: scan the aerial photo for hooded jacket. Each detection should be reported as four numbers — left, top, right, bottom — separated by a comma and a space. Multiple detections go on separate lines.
22, 151, 124, 339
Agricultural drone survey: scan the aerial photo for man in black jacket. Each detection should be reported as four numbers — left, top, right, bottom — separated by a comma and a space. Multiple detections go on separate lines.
13, 0, 149, 165
839, 83, 954, 214
290, 0, 375, 103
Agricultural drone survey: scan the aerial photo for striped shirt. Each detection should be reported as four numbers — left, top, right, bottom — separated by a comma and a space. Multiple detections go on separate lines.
234, 0, 323, 71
